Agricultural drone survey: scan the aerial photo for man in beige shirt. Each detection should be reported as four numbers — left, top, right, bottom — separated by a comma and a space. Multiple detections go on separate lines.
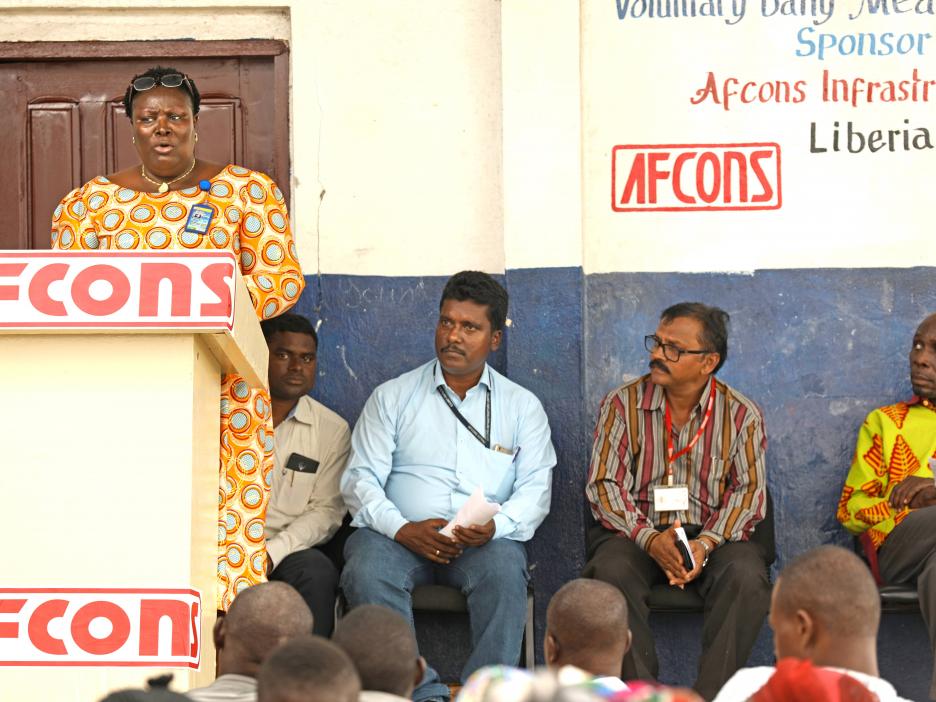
261, 313, 351, 635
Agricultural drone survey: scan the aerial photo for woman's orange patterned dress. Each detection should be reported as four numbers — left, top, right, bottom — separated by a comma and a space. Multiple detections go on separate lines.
50, 165, 305, 610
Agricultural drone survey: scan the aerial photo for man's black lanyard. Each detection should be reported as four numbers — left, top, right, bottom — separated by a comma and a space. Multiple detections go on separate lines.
436, 384, 491, 449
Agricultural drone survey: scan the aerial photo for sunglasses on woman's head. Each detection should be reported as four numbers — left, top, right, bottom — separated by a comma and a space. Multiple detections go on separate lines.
130, 73, 191, 92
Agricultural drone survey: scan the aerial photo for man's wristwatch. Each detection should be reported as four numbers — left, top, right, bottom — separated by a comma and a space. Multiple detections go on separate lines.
697, 539, 711, 567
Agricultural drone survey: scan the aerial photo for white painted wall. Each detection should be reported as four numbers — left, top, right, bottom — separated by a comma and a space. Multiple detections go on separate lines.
0, 0, 510, 276
582, 5, 936, 273
297, 0, 505, 276
5, 0, 924, 277
501, 0, 583, 271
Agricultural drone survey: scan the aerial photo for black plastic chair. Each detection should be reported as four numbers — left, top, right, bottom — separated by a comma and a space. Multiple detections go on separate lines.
851, 536, 921, 613
878, 584, 920, 612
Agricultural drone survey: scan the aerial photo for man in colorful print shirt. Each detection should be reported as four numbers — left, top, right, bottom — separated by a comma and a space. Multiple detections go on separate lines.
838, 312, 936, 700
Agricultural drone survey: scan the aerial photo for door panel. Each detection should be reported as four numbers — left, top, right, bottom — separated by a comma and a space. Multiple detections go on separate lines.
0, 44, 289, 250
27, 102, 81, 249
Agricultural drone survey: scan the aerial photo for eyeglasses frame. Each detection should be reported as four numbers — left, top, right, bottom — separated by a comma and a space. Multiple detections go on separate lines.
644, 334, 713, 363
129, 73, 194, 98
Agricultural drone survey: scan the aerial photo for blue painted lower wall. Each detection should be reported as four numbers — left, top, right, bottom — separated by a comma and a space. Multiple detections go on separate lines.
292, 266, 936, 699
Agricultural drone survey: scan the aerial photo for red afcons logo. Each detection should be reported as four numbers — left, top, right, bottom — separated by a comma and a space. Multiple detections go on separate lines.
612, 143, 782, 212
0, 589, 201, 667
0, 251, 236, 329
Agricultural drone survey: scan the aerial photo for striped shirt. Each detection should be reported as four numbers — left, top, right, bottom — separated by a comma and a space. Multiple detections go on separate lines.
586, 374, 767, 550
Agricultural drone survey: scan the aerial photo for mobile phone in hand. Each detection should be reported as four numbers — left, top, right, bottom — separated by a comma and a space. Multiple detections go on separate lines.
674, 526, 696, 571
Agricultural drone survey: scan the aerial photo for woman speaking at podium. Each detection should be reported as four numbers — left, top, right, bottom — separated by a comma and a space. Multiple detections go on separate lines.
49, 67, 305, 611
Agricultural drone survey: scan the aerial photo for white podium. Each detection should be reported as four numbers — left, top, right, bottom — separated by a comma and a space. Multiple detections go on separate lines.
0, 251, 268, 700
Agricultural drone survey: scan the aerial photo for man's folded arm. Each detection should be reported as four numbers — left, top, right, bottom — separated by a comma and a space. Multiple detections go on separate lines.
700, 414, 767, 547
493, 397, 556, 541
267, 424, 352, 568
340, 390, 408, 540
838, 412, 896, 538
585, 392, 658, 551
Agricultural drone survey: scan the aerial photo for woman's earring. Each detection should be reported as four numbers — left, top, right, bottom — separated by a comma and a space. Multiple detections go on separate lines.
131, 137, 136, 144
194, 133, 199, 143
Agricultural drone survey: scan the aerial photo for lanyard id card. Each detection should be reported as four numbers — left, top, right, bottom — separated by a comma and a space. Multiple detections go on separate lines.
652, 483, 690, 512
655, 376, 716, 513
184, 203, 214, 235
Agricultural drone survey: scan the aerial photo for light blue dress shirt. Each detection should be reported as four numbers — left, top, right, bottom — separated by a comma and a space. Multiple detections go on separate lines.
341, 360, 556, 542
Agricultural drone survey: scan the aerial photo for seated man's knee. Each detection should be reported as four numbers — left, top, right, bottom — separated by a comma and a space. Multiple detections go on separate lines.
583, 540, 644, 587
341, 532, 409, 602
718, 554, 770, 601
471, 541, 528, 589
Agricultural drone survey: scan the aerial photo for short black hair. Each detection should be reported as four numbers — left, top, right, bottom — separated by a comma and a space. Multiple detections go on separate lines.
774, 546, 880, 639
660, 302, 730, 373
257, 635, 360, 702
224, 582, 313, 666
546, 579, 629, 670
123, 66, 201, 120
99, 675, 190, 702
261, 312, 318, 348
332, 605, 417, 698
440, 271, 508, 332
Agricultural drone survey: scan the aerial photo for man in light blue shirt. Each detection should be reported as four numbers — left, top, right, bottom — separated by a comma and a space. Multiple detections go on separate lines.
340, 271, 556, 702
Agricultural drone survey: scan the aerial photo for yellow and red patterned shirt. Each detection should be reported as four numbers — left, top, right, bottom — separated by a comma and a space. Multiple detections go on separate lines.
838, 398, 936, 550
51, 165, 304, 318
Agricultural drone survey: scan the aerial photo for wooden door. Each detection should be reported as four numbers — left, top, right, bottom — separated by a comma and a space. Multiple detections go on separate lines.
0, 41, 290, 250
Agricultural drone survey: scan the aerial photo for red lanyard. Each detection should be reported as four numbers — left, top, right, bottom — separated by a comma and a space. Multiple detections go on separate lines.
664, 377, 716, 482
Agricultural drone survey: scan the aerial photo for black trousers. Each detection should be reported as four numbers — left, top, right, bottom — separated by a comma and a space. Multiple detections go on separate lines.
269, 546, 339, 636
582, 526, 770, 701
878, 507, 936, 700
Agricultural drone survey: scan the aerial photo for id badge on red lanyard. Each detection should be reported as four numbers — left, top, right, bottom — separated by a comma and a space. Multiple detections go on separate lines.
653, 377, 716, 513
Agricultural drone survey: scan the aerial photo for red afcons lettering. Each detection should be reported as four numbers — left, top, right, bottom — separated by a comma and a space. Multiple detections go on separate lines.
0, 263, 26, 301
0, 599, 27, 639
647, 152, 670, 204
200, 262, 234, 317
0, 252, 237, 329
28, 600, 68, 655
696, 152, 722, 204
672, 152, 697, 204
28, 263, 68, 316
749, 150, 777, 203
611, 143, 782, 212
0, 589, 201, 666
620, 152, 646, 204
138, 599, 193, 657
71, 601, 131, 655
189, 601, 199, 659
71, 265, 132, 317
139, 263, 193, 317
722, 151, 749, 203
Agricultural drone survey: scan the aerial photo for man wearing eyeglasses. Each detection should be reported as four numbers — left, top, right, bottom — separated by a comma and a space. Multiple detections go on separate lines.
583, 302, 769, 701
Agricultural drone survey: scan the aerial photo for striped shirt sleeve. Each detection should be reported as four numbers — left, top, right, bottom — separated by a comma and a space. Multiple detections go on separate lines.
700, 397, 767, 545
585, 388, 659, 551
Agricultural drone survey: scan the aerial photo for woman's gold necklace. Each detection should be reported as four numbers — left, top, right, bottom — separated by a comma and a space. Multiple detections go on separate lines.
141, 159, 196, 194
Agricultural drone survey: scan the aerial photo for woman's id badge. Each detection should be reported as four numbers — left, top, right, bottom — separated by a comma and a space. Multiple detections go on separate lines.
652, 484, 689, 512
184, 204, 214, 235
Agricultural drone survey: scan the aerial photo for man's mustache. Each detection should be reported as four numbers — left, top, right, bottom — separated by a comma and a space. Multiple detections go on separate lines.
649, 359, 670, 374
441, 345, 465, 355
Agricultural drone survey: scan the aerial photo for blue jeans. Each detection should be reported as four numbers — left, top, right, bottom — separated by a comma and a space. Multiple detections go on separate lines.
341, 527, 529, 702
